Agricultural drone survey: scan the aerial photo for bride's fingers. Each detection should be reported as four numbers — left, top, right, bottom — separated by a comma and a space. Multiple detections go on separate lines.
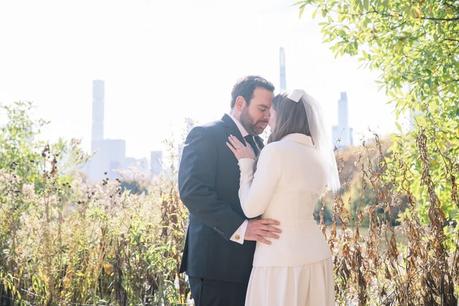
259, 230, 280, 239
226, 142, 238, 155
262, 225, 282, 234
229, 135, 245, 148
227, 136, 238, 148
228, 136, 241, 148
256, 235, 271, 245
228, 141, 243, 154
227, 137, 236, 147
260, 218, 281, 226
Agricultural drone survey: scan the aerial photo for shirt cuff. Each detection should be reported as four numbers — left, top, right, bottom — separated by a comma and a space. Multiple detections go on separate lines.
230, 220, 248, 245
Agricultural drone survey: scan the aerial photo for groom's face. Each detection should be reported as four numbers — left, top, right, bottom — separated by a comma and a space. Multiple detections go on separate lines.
240, 87, 273, 135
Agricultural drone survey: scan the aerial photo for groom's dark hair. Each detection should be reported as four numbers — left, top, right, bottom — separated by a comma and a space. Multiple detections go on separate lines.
231, 76, 275, 108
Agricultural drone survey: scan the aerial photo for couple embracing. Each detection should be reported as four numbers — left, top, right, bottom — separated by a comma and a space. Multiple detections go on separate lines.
178, 76, 340, 306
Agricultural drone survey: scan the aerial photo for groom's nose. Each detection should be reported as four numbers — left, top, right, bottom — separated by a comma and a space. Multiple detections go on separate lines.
264, 110, 271, 120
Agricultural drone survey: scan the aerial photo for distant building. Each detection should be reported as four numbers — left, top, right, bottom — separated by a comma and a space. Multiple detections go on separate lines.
124, 157, 149, 170
86, 138, 126, 181
120, 157, 150, 180
84, 81, 127, 181
332, 92, 353, 149
279, 47, 287, 91
91, 80, 104, 153
150, 151, 163, 177
101, 139, 126, 179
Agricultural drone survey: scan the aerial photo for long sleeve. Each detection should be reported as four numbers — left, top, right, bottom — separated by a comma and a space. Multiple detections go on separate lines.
178, 126, 246, 241
238, 145, 281, 218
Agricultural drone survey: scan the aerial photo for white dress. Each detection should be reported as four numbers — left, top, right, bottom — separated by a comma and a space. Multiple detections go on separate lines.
238, 133, 335, 306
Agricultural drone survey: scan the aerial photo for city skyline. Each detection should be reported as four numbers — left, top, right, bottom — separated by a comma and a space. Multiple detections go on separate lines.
84, 80, 153, 181
0, 0, 396, 159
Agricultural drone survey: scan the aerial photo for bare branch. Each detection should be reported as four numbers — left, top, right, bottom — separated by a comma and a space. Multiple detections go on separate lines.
422, 16, 459, 22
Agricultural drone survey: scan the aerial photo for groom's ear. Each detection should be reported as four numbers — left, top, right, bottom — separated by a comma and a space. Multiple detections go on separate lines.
235, 96, 247, 111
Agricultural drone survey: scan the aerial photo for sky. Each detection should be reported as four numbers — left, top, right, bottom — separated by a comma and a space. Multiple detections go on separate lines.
0, 0, 396, 159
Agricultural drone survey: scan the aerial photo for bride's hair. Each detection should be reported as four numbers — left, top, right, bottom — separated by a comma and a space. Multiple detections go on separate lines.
268, 93, 311, 143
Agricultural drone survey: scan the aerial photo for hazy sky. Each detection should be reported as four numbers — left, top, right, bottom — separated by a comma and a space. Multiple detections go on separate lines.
0, 0, 395, 159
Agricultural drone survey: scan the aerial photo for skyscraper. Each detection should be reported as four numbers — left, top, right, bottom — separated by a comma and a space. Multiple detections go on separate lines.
150, 151, 163, 177
279, 47, 287, 91
91, 80, 104, 153
85, 80, 126, 182
332, 92, 353, 149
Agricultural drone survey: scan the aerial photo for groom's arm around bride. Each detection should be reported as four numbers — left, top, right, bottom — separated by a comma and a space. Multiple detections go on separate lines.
178, 76, 280, 306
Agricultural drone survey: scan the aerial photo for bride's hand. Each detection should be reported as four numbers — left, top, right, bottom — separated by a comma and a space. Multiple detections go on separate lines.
226, 135, 256, 160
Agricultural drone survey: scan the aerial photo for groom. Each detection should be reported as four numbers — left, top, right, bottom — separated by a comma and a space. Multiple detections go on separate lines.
178, 76, 282, 306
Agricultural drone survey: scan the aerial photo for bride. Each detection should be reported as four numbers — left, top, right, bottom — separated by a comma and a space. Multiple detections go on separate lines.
227, 89, 340, 306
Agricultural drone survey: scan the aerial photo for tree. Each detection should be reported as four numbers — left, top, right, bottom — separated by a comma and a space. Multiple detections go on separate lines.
296, 0, 458, 235
296, 1, 458, 303
0, 102, 88, 304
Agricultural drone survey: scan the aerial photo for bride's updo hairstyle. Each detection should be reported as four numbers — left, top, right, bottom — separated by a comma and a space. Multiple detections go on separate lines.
268, 93, 311, 143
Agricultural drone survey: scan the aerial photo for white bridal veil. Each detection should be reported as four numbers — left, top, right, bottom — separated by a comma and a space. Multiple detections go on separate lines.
287, 89, 341, 192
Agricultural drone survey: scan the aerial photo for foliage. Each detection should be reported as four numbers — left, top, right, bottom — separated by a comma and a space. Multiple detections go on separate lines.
0, 102, 189, 305
296, 0, 459, 304
2, 4, 459, 301
296, 0, 458, 215
317, 137, 408, 227
120, 179, 148, 195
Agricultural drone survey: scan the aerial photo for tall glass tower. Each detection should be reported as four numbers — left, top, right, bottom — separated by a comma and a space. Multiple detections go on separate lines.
279, 47, 286, 91
332, 92, 353, 148
91, 80, 104, 152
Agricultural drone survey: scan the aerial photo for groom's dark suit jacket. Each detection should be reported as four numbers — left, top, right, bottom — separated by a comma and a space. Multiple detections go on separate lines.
178, 114, 263, 283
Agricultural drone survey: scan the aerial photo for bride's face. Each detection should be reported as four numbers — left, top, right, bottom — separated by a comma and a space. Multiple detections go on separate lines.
269, 108, 277, 130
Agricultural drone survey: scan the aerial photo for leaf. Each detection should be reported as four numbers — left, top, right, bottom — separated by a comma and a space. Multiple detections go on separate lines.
410, 7, 422, 18
363, 0, 369, 10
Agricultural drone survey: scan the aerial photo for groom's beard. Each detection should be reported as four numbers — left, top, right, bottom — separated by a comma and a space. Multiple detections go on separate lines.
240, 109, 269, 135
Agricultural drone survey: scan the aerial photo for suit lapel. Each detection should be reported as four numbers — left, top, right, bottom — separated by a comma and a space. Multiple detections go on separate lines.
222, 114, 245, 144
222, 114, 267, 152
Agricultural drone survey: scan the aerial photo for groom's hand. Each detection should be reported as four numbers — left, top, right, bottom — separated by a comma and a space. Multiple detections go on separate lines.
245, 218, 281, 245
